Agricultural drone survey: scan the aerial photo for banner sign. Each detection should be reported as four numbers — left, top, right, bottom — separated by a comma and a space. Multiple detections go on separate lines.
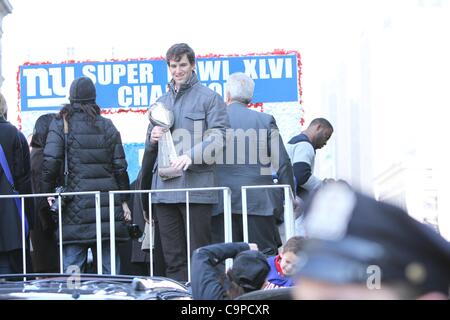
18, 51, 302, 182
19, 52, 300, 111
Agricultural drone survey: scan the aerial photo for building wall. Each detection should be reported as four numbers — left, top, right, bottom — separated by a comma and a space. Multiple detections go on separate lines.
310, 0, 450, 239
0, 0, 12, 88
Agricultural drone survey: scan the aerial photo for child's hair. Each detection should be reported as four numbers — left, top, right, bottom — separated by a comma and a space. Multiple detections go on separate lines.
282, 236, 306, 254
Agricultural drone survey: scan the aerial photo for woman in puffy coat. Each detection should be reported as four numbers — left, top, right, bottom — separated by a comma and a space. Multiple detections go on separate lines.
42, 77, 131, 274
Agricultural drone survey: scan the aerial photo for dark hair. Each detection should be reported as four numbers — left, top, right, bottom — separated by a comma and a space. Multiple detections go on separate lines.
310, 118, 333, 131
221, 271, 247, 299
166, 43, 195, 66
30, 113, 56, 148
59, 102, 101, 125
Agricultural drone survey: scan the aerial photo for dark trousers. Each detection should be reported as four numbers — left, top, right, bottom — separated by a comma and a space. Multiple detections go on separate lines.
211, 214, 282, 256
0, 249, 33, 275
30, 229, 59, 273
155, 203, 212, 282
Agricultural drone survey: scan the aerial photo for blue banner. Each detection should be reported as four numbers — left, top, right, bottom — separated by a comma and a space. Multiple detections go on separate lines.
19, 53, 300, 111
123, 142, 145, 182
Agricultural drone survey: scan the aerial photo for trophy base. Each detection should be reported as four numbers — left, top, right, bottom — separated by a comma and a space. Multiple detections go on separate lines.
158, 166, 183, 181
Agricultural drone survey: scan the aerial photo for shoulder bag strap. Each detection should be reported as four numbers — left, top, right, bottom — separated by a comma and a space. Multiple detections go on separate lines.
63, 117, 69, 188
0, 143, 29, 236
0, 144, 15, 189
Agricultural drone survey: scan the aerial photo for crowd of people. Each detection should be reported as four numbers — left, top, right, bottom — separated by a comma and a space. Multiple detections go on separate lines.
1, 42, 449, 299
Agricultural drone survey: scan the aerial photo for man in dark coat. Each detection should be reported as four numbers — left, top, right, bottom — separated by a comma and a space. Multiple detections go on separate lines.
42, 77, 131, 274
0, 93, 33, 274
211, 72, 295, 255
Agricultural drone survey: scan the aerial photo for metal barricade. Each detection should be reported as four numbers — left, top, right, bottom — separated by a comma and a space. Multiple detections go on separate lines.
1, 187, 232, 281
109, 187, 232, 281
241, 184, 296, 244
0, 191, 101, 277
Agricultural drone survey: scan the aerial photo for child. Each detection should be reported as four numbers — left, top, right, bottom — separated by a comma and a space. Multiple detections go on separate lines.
264, 236, 306, 289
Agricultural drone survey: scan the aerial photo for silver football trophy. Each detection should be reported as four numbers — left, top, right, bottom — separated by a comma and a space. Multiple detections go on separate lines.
148, 102, 182, 180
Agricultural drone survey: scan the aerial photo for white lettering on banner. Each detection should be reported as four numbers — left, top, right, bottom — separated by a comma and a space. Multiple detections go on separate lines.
22, 68, 51, 96
285, 58, 293, 78
113, 64, 126, 84
197, 60, 230, 81
149, 85, 163, 104
82, 65, 96, 82
21, 55, 296, 110
134, 85, 148, 106
22, 67, 75, 97
223, 60, 230, 80
207, 83, 223, 96
82, 63, 154, 85
259, 59, 270, 79
27, 98, 68, 108
243, 59, 258, 79
48, 67, 75, 96
267, 58, 284, 79
139, 64, 154, 83
97, 64, 112, 85
118, 86, 132, 107
243, 58, 294, 79
118, 85, 163, 107
127, 64, 139, 84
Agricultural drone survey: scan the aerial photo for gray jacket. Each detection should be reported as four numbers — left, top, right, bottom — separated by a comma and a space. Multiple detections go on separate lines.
143, 72, 230, 204
213, 102, 295, 217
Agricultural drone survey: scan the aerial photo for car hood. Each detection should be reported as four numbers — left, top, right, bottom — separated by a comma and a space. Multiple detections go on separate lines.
0, 274, 192, 300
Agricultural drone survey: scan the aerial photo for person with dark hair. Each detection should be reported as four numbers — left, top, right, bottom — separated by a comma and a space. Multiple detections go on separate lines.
286, 117, 334, 201
191, 242, 270, 300
0, 92, 33, 274
42, 76, 132, 274
293, 182, 450, 300
29, 113, 60, 273
140, 43, 229, 282
285, 118, 333, 236
263, 236, 306, 289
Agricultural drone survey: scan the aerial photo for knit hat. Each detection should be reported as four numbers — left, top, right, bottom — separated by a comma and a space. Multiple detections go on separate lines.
69, 76, 96, 103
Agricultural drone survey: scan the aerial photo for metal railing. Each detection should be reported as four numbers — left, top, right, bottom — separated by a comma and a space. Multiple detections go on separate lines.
109, 187, 232, 281
1, 185, 296, 281
241, 184, 296, 243
0, 191, 102, 277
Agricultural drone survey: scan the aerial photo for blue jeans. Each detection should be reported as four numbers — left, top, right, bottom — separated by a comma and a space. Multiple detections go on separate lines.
63, 242, 120, 274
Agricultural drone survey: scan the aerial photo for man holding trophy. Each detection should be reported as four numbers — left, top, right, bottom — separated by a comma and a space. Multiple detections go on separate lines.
141, 43, 230, 282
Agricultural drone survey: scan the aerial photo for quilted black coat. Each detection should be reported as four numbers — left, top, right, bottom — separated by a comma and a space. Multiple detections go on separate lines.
42, 106, 130, 245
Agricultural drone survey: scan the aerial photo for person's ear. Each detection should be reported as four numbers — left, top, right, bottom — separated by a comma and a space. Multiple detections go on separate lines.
315, 124, 322, 132
225, 91, 232, 104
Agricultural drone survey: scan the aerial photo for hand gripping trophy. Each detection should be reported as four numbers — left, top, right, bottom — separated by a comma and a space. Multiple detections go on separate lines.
148, 102, 182, 180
